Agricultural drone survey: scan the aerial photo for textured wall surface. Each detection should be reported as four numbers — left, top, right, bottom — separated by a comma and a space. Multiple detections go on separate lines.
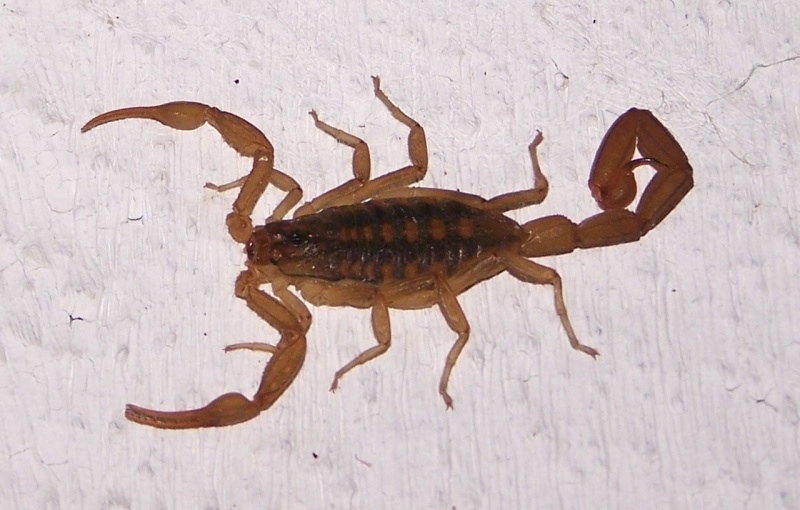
1, 1, 798, 508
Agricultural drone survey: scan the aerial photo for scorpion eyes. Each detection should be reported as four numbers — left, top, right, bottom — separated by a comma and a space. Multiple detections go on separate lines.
287, 231, 305, 245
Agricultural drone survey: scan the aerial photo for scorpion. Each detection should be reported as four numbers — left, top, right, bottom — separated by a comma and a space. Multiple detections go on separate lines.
82, 77, 693, 429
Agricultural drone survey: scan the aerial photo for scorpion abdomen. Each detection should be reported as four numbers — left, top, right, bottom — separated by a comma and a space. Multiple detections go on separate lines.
249, 197, 521, 284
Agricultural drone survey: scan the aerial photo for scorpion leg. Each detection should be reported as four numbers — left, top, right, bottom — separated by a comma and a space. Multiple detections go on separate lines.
294, 110, 373, 216
329, 293, 392, 393
434, 275, 471, 409
286, 279, 394, 393
313, 273, 472, 408
351, 76, 429, 203
298, 76, 429, 216
373, 130, 549, 211
82, 101, 302, 242
503, 256, 599, 358
484, 131, 550, 212
206, 167, 302, 224
124, 267, 310, 429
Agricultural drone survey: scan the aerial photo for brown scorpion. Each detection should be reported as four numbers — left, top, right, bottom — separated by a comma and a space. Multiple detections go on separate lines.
82, 77, 693, 429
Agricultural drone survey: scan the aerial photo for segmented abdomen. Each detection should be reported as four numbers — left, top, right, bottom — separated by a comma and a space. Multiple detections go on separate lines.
253, 197, 521, 285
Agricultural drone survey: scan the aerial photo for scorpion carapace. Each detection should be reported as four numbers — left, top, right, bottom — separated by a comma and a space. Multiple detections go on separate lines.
82, 76, 693, 429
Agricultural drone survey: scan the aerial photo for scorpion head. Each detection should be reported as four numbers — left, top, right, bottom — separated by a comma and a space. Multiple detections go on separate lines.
246, 220, 334, 278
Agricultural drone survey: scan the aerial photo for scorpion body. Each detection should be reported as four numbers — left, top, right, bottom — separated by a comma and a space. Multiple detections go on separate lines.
83, 76, 693, 429
249, 197, 520, 289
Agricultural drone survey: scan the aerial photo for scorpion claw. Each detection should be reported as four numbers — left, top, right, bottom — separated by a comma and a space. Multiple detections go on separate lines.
124, 333, 307, 429
579, 345, 600, 359
124, 393, 261, 429
441, 392, 454, 410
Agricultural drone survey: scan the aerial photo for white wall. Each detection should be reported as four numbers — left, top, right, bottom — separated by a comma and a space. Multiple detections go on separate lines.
1, 0, 798, 508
